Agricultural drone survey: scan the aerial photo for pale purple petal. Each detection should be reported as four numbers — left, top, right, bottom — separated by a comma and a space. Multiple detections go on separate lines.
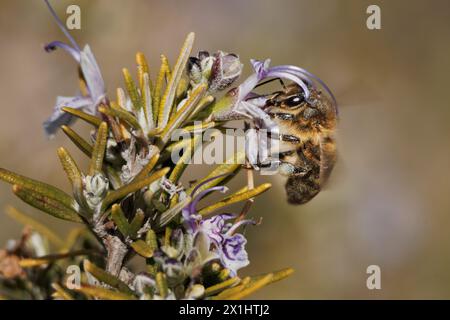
44, 41, 80, 62
271, 65, 338, 112
187, 186, 228, 215
80, 45, 106, 104
220, 234, 249, 274
43, 95, 92, 137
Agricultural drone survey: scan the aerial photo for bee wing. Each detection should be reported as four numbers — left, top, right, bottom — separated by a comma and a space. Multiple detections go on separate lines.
319, 135, 337, 186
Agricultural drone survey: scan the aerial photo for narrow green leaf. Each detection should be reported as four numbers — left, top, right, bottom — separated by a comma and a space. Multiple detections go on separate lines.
129, 211, 145, 238
61, 125, 93, 157
111, 204, 132, 238
83, 260, 134, 295
186, 95, 215, 123
102, 167, 170, 210
156, 272, 168, 298
51, 283, 74, 300
89, 122, 108, 175
136, 52, 152, 91
224, 274, 274, 300
249, 267, 295, 285
204, 277, 240, 297
198, 183, 272, 216
182, 120, 216, 133
168, 135, 201, 185
130, 240, 154, 258
159, 83, 207, 145
12, 185, 82, 223
132, 151, 160, 183
186, 151, 245, 196
99, 104, 142, 131
122, 68, 143, 113
5, 206, 65, 249
76, 285, 137, 300
57, 147, 82, 187
0, 168, 75, 209
62, 107, 102, 127
156, 196, 191, 228
145, 229, 158, 251
158, 33, 195, 128
153, 55, 170, 124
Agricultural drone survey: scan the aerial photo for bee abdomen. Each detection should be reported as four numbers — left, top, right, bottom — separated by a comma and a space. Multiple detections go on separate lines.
285, 173, 321, 205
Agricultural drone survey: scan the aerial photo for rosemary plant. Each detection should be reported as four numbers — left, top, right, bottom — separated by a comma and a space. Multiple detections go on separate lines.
0, 1, 295, 300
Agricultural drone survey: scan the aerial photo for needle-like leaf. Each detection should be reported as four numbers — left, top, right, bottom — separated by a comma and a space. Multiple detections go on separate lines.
102, 167, 169, 210
12, 185, 82, 223
122, 68, 143, 113
62, 107, 102, 127
83, 260, 134, 295
111, 204, 132, 237
57, 147, 82, 187
159, 83, 207, 145
130, 240, 154, 258
198, 183, 271, 216
5, 206, 65, 249
76, 285, 137, 300
0, 168, 75, 210
158, 33, 195, 128
153, 55, 171, 123
61, 125, 93, 157
99, 103, 142, 131
89, 122, 108, 175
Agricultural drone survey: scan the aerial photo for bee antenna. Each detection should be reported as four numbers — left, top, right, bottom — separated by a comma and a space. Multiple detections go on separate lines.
254, 78, 286, 90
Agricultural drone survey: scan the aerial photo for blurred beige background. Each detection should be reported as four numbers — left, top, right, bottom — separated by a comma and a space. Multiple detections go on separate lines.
1, 0, 450, 299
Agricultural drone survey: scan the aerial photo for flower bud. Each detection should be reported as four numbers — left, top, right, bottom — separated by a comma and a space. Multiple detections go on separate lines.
83, 173, 109, 210
209, 51, 243, 92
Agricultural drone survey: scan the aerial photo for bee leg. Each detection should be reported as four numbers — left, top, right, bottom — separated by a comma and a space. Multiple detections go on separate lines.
259, 158, 281, 175
238, 101, 279, 138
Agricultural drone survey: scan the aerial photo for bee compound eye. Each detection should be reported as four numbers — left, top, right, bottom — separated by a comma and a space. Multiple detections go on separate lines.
284, 94, 305, 108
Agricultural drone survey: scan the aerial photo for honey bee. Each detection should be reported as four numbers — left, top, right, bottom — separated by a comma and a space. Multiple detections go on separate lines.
262, 83, 337, 204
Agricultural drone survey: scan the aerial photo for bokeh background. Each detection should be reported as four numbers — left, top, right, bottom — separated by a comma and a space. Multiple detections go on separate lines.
1, 0, 450, 299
